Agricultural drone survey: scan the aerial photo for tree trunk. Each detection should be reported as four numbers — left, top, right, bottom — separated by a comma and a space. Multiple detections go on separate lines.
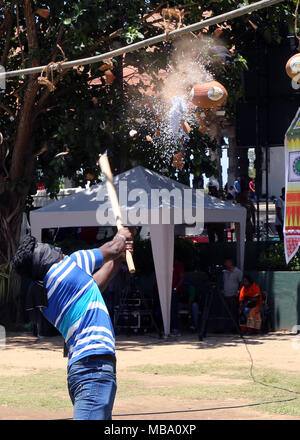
0, 77, 39, 264
0, 0, 41, 264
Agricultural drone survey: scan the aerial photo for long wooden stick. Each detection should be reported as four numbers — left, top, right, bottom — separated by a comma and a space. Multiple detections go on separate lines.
99, 154, 135, 274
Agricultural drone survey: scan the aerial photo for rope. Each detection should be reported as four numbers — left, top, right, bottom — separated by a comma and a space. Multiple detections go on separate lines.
37, 44, 66, 92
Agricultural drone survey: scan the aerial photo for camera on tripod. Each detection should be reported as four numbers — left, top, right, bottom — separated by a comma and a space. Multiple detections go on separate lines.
207, 264, 223, 285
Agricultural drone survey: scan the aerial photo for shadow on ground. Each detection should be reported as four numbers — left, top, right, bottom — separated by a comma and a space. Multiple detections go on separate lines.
4, 330, 294, 353
5, 332, 64, 351
115, 330, 294, 351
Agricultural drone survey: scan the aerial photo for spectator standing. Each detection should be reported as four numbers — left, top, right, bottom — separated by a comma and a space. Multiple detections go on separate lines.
227, 185, 235, 200
233, 177, 241, 201
239, 189, 256, 242
222, 257, 243, 332
249, 178, 257, 202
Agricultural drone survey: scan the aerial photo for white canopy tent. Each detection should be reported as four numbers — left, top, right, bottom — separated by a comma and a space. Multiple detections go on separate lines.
30, 166, 246, 336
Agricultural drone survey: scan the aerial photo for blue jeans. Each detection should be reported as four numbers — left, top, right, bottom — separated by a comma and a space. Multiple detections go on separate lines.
67, 356, 117, 420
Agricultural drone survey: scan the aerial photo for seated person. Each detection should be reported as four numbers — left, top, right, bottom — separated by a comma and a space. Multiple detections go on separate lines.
239, 275, 263, 334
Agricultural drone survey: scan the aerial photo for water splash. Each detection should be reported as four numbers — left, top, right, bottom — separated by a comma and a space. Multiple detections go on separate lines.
126, 35, 221, 167
169, 95, 189, 141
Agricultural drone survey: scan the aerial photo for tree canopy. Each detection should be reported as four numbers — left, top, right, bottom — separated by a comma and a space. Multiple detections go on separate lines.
0, 0, 298, 262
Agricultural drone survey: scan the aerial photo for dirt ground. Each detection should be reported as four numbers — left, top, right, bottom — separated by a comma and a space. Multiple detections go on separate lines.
1, 330, 300, 420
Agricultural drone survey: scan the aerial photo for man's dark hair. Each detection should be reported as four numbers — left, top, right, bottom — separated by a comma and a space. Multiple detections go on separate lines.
13, 235, 62, 281
12, 235, 37, 277
224, 256, 234, 264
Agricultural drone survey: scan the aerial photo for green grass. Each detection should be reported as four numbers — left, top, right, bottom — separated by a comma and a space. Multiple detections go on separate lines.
127, 360, 227, 376
125, 361, 300, 416
1, 361, 300, 417
0, 369, 72, 412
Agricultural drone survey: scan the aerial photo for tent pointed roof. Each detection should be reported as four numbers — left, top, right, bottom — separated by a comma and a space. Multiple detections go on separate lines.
31, 165, 245, 222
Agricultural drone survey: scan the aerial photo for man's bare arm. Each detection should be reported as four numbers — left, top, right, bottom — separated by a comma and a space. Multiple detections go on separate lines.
94, 227, 133, 291
99, 227, 133, 265
93, 257, 123, 292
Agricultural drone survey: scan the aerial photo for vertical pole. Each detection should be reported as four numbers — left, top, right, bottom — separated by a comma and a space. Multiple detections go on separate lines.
254, 31, 261, 243
266, 145, 269, 240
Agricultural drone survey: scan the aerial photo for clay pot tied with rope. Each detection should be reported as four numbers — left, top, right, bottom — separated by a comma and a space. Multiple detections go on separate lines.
191, 81, 228, 108
286, 53, 300, 83
99, 59, 114, 72
104, 70, 116, 85
37, 8, 50, 19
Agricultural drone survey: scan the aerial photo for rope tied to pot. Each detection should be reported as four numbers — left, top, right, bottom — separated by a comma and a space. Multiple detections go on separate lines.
37, 44, 66, 92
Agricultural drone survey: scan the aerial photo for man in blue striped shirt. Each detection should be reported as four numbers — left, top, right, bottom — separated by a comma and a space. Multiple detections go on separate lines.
13, 227, 133, 420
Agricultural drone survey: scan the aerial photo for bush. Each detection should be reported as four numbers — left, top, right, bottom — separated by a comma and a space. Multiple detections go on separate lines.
258, 242, 300, 271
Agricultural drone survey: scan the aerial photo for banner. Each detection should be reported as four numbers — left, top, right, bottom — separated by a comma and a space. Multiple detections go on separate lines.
284, 107, 300, 264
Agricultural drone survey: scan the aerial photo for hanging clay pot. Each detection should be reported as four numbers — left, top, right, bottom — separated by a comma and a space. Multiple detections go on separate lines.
104, 70, 116, 85
286, 53, 300, 83
191, 81, 228, 108
37, 8, 50, 19
99, 62, 114, 72
155, 129, 160, 137
92, 97, 98, 105
86, 173, 95, 180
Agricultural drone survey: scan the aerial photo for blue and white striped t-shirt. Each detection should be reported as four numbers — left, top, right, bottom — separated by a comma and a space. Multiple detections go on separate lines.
42, 248, 115, 367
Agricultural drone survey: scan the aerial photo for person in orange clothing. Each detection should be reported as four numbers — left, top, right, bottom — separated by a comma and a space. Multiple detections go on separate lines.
239, 275, 263, 334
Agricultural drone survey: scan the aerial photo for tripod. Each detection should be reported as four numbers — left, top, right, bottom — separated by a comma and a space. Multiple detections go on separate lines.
198, 271, 242, 341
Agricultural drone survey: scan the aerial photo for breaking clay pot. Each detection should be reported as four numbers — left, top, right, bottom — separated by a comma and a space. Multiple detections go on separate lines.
191, 81, 228, 108
286, 53, 300, 83
181, 120, 191, 134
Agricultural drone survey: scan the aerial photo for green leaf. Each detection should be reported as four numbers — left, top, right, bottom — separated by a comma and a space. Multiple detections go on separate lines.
63, 18, 72, 25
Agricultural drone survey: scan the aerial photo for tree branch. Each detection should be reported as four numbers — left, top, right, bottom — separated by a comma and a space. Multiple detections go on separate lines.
24, 0, 40, 68
0, 3, 15, 67
9, 1, 41, 182
16, 4, 26, 69
34, 27, 123, 114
